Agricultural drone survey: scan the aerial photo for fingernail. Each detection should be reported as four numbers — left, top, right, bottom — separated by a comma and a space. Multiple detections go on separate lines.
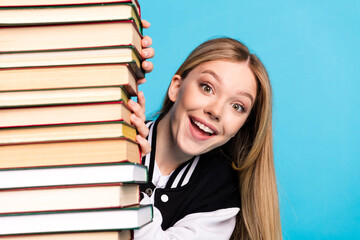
144, 40, 149, 46
143, 50, 148, 58
128, 99, 135, 106
143, 61, 149, 68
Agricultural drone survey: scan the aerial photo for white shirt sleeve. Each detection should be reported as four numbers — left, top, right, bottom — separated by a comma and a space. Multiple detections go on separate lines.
134, 192, 240, 240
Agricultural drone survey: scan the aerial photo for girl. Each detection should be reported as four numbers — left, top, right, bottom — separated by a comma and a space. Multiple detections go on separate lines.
129, 37, 282, 240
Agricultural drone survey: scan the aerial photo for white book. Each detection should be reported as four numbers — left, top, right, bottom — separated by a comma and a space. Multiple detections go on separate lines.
0, 163, 147, 189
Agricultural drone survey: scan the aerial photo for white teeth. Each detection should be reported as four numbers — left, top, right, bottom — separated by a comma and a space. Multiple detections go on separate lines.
192, 119, 214, 134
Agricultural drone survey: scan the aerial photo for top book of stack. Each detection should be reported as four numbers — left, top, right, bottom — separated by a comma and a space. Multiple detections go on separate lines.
0, 0, 141, 32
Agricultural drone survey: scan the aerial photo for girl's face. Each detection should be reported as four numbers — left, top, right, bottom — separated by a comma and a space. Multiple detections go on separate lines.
167, 60, 257, 156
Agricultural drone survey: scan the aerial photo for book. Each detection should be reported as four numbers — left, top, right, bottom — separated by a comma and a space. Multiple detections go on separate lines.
0, 46, 144, 79
0, 87, 130, 107
0, 162, 147, 189
0, 0, 141, 17
0, 3, 141, 32
0, 183, 139, 214
0, 138, 141, 169
0, 231, 132, 240
0, 20, 142, 54
0, 64, 138, 96
0, 205, 152, 235
0, 101, 131, 128
0, 121, 137, 145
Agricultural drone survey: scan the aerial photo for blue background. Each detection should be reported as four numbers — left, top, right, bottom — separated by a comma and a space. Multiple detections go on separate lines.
138, 0, 360, 239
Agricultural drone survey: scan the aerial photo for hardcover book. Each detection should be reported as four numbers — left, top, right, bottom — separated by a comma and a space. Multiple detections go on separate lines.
0, 101, 131, 128
0, 46, 144, 79
0, 87, 130, 107
0, 0, 141, 17
0, 2, 141, 32
0, 138, 141, 169
0, 20, 142, 54
0, 205, 152, 236
0, 121, 137, 145
0, 64, 138, 96
0, 162, 147, 189
0, 183, 139, 214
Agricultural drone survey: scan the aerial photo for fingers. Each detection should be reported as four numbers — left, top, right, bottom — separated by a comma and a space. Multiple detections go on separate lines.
137, 91, 146, 113
128, 92, 150, 156
128, 92, 147, 137
141, 35, 152, 48
141, 36, 154, 68
130, 113, 149, 138
141, 47, 154, 59
141, 19, 151, 29
141, 40, 154, 59
136, 134, 151, 156
137, 78, 147, 85
140, 20, 154, 74
128, 97, 150, 156
142, 61, 154, 73
128, 99, 145, 122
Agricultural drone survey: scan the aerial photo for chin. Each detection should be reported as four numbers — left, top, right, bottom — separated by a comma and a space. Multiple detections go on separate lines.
178, 141, 217, 157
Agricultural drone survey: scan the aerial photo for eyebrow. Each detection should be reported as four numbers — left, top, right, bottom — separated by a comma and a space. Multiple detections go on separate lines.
202, 70, 223, 83
237, 90, 255, 106
201, 70, 255, 105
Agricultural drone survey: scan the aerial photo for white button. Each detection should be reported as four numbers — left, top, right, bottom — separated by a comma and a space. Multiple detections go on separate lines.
161, 194, 169, 202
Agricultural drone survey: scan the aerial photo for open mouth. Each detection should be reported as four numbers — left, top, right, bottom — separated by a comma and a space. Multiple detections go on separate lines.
190, 117, 216, 136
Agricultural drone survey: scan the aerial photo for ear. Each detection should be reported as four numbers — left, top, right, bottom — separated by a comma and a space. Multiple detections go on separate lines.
168, 74, 182, 102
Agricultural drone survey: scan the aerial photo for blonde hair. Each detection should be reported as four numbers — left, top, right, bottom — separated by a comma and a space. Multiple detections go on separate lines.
159, 37, 282, 239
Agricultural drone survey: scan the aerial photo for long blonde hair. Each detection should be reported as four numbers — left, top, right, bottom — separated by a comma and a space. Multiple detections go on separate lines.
158, 38, 282, 240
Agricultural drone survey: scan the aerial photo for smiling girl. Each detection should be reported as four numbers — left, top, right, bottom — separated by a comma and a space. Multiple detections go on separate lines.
129, 37, 282, 240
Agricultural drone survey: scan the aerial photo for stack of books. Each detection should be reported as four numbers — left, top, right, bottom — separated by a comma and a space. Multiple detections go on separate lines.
0, 0, 152, 239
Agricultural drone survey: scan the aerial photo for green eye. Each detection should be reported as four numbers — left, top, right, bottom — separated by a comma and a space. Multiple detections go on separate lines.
201, 84, 213, 93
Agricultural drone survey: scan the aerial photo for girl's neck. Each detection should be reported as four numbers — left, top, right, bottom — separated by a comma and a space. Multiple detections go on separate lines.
155, 114, 193, 176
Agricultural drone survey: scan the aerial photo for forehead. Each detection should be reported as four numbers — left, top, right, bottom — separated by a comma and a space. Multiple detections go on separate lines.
195, 60, 253, 77
188, 60, 257, 96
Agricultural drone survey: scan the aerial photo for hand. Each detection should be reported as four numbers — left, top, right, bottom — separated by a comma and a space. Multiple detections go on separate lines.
139, 19, 155, 85
127, 91, 151, 156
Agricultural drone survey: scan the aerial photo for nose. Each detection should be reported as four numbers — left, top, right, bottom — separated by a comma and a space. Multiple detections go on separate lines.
204, 100, 222, 121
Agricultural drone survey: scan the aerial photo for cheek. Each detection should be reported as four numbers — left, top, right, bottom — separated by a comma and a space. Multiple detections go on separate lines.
179, 87, 203, 109
223, 117, 247, 138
